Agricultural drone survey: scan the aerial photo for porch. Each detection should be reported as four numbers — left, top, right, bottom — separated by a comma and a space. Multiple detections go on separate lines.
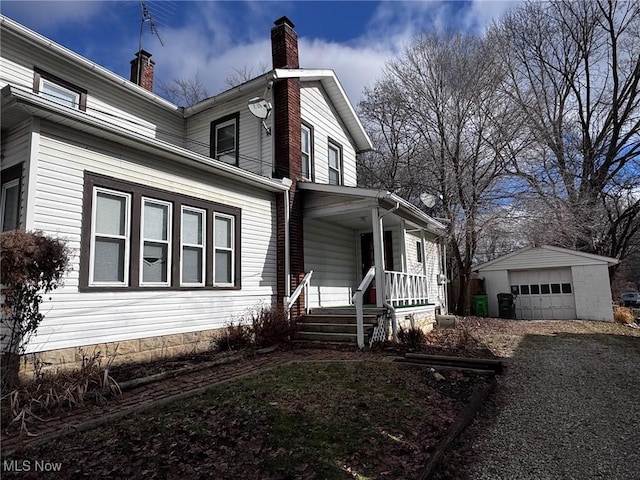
293, 183, 448, 347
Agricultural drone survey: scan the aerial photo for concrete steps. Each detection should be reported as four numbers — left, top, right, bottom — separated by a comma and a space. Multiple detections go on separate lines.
294, 307, 385, 344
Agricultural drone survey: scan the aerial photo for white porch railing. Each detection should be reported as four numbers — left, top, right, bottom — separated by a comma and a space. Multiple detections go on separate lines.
352, 266, 376, 349
286, 270, 313, 316
384, 271, 430, 307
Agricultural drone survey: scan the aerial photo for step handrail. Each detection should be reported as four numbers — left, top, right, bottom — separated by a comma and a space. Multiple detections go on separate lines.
352, 266, 376, 349
287, 270, 313, 315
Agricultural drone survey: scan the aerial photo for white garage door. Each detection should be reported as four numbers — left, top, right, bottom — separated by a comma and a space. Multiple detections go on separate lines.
509, 269, 576, 320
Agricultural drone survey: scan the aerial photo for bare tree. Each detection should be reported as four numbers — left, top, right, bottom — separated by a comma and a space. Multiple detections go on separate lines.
157, 71, 209, 107
493, 0, 640, 270
360, 32, 520, 314
223, 63, 269, 90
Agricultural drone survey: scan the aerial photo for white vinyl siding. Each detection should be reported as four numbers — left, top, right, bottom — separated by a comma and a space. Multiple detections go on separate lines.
301, 83, 357, 186
22, 124, 278, 353
90, 188, 130, 286
181, 207, 206, 286
0, 29, 183, 144
304, 218, 357, 308
186, 93, 272, 177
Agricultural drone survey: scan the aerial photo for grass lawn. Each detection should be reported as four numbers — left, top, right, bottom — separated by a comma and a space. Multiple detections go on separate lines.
11, 361, 481, 480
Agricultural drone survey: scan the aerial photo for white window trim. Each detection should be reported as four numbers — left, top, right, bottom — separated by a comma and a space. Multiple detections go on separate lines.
40, 77, 80, 109
140, 197, 173, 287
180, 206, 206, 287
328, 142, 342, 185
301, 124, 312, 180
1, 178, 20, 231
89, 187, 131, 287
213, 213, 235, 286
215, 118, 237, 160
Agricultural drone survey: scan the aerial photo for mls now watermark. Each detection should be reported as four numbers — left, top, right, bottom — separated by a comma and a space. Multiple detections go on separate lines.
3, 459, 63, 473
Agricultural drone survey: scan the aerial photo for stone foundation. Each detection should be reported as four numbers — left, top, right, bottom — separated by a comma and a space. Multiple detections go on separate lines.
395, 308, 437, 335
20, 328, 224, 378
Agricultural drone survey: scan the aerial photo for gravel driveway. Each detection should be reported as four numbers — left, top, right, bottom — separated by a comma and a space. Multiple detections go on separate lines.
436, 320, 640, 480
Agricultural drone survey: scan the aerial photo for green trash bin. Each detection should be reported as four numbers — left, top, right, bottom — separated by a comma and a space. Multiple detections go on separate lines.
472, 295, 489, 317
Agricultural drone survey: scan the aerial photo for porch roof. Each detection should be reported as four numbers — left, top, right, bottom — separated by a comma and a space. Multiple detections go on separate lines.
298, 183, 446, 235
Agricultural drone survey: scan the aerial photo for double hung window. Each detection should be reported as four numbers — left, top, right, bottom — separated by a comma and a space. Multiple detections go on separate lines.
301, 124, 313, 180
328, 141, 343, 185
82, 173, 240, 290
211, 113, 239, 165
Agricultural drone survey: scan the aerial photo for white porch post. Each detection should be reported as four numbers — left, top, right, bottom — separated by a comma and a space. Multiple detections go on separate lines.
420, 229, 427, 277
371, 207, 385, 307
400, 220, 407, 273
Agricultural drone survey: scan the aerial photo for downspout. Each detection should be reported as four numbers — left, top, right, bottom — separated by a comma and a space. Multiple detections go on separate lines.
282, 177, 293, 308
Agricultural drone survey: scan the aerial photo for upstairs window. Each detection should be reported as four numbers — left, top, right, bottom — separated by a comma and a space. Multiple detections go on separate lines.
416, 241, 423, 263
1, 164, 22, 232
211, 113, 239, 166
328, 140, 343, 185
33, 68, 87, 111
301, 123, 313, 180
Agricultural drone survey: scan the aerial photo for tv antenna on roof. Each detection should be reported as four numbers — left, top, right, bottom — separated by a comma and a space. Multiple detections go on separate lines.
138, 0, 164, 50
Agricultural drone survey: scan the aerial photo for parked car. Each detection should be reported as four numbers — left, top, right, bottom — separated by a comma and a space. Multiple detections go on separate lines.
620, 292, 640, 307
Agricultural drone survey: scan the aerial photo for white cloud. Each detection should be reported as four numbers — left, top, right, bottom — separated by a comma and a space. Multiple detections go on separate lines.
1, 0, 108, 30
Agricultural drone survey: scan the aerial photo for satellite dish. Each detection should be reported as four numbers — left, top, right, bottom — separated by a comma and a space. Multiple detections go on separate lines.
248, 97, 272, 120
248, 97, 272, 135
419, 193, 438, 209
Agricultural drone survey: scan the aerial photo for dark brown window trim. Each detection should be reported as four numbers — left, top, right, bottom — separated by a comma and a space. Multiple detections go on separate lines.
210, 112, 240, 166
327, 137, 344, 185
33, 67, 87, 111
301, 120, 314, 182
1, 163, 23, 231
79, 171, 242, 292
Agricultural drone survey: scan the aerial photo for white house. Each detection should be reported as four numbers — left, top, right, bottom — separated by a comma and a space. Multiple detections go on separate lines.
0, 15, 446, 370
474, 245, 618, 321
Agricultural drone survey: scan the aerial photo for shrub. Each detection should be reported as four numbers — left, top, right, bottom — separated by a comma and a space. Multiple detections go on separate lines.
250, 304, 296, 348
215, 321, 253, 352
214, 304, 296, 352
613, 307, 635, 324
397, 325, 427, 350
2, 348, 120, 436
1, 230, 69, 387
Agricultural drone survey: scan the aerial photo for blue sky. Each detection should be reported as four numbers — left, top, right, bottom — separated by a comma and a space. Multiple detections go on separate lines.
1, 1, 519, 105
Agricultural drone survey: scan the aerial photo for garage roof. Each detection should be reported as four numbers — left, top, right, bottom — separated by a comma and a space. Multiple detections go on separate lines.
474, 245, 619, 272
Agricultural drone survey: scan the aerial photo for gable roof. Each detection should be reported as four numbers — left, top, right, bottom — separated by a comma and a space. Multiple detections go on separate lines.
474, 245, 619, 271
184, 68, 373, 153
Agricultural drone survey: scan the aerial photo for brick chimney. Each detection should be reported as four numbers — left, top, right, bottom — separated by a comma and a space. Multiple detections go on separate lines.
130, 50, 155, 91
271, 17, 305, 315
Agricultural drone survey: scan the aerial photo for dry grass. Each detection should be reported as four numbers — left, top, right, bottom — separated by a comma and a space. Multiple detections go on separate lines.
613, 307, 635, 324
1, 348, 121, 436
462, 317, 640, 357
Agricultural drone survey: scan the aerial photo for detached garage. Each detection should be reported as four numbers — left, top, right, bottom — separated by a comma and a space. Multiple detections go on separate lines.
474, 245, 619, 321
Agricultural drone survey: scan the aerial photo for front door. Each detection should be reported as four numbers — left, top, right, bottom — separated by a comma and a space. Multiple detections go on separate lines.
361, 231, 394, 305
